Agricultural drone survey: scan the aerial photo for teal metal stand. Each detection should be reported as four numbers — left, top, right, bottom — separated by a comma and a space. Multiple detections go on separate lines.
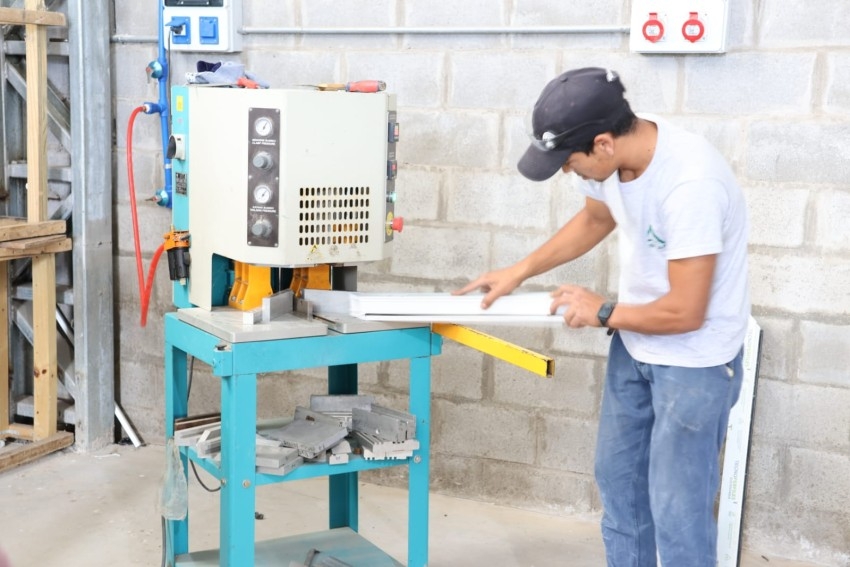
328, 364, 358, 531
164, 313, 440, 567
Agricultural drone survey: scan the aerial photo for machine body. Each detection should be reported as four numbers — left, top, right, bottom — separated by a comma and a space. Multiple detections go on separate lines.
169, 86, 399, 310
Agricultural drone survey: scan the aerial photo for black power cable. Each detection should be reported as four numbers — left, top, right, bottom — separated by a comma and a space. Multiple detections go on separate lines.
186, 355, 221, 493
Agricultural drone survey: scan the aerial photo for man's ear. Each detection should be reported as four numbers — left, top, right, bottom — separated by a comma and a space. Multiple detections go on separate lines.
593, 133, 616, 156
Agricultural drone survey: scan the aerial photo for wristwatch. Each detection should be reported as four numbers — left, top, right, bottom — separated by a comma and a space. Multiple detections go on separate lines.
597, 301, 617, 328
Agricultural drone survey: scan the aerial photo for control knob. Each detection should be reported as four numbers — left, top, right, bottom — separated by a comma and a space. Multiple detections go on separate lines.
251, 218, 273, 238
252, 151, 274, 170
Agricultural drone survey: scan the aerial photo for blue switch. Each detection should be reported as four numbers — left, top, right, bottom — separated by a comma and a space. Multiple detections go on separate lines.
199, 17, 220, 45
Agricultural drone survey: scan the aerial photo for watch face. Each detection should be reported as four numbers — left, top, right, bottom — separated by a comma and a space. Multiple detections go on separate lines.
598, 302, 616, 326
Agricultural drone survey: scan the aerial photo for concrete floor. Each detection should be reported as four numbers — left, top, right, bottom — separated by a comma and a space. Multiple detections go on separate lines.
0, 444, 828, 567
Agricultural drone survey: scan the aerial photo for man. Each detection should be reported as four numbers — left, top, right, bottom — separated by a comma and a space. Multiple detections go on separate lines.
456, 67, 750, 566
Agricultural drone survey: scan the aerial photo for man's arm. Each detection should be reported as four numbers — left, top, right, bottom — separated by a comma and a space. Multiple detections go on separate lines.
456, 197, 616, 308
553, 254, 717, 334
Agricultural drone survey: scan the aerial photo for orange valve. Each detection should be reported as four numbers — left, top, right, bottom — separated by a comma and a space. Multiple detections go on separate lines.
163, 229, 190, 283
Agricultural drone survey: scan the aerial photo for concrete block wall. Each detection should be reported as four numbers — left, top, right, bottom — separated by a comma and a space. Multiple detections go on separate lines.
111, 0, 850, 563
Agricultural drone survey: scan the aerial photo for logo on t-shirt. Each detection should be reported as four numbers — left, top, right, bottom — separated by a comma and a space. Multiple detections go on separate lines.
646, 226, 666, 249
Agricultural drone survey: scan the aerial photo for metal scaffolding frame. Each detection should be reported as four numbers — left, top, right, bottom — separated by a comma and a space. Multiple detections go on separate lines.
2, 0, 114, 451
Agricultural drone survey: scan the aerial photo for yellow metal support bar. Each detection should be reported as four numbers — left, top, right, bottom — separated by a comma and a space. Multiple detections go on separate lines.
432, 323, 554, 379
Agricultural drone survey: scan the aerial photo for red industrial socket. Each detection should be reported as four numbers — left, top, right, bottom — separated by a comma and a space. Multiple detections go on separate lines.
642, 12, 665, 43
682, 11, 706, 42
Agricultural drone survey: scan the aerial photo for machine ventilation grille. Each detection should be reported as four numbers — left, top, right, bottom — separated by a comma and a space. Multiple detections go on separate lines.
298, 186, 371, 246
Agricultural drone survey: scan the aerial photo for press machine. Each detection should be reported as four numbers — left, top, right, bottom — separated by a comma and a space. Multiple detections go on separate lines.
162, 85, 434, 567
168, 85, 402, 314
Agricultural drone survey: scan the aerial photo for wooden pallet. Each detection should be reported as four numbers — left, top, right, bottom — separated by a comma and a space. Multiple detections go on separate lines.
0, 3, 72, 473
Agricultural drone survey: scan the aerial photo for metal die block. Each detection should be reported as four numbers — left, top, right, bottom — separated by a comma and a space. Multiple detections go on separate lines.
328, 453, 349, 465
263, 417, 348, 459
310, 394, 374, 414
354, 431, 419, 461
255, 433, 284, 447
174, 421, 222, 447
256, 456, 304, 477
195, 425, 222, 458
294, 405, 350, 431
352, 404, 416, 442
255, 445, 300, 469
309, 395, 375, 430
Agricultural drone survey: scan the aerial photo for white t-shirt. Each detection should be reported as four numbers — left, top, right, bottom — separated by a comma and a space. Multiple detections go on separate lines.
578, 115, 750, 367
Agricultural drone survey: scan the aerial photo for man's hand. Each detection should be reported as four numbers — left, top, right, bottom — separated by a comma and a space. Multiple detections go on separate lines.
453, 265, 527, 309
550, 285, 606, 328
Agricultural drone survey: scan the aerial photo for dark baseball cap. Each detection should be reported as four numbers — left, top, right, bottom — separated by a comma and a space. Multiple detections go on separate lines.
518, 67, 630, 181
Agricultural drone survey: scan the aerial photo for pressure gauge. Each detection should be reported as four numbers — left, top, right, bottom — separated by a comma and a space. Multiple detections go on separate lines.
253, 116, 274, 137
253, 184, 272, 204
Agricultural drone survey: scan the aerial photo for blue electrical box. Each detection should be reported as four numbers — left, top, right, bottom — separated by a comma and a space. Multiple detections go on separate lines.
162, 0, 241, 53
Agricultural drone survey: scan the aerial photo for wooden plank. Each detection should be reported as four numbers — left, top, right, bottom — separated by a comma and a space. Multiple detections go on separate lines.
26, 0, 49, 224
1, 423, 34, 441
175, 412, 222, 431
0, 7, 66, 27
32, 254, 58, 440
0, 261, 7, 431
0, 218, 65, 241
0, 236, 71, 260
0, 431, 73, 474
0, 234, 66, 250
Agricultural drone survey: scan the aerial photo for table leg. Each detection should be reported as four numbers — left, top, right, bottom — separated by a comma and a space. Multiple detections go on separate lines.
164, 343, 189, 558
408, 356, 431, 567
328, 363, 358, 531
220, 372, 257, 566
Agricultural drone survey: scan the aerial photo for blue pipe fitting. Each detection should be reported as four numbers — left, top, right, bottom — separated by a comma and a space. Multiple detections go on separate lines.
146, 60, 164, 81
153, 187, 171, 208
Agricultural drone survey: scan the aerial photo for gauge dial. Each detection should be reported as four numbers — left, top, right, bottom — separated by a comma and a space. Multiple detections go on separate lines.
253, 185, 272, 204
254, 116, 274, 137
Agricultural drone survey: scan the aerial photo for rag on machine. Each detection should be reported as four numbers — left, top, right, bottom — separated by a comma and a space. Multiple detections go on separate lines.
186, 60, 270, 88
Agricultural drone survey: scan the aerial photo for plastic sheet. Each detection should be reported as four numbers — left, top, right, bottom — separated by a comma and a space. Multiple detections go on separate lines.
158, 438, 188, 520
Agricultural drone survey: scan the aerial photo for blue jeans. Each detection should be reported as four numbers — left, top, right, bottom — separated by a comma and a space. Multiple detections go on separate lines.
595, 332, 743, 567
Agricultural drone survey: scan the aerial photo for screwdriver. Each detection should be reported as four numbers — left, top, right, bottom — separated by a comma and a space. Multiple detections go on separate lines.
309, 80, 386, 93
236, 76, 260, 89
345, 80, 386, 92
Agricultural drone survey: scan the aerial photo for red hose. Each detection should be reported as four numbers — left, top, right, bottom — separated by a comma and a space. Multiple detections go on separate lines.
140, 244, 166, 327
127, 106, 162, 327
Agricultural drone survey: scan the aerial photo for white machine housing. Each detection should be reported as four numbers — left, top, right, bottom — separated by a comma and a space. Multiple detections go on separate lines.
170, 86, 398, 309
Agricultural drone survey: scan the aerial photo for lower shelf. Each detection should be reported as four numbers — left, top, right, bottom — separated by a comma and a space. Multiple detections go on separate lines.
175, 527, 404, 566
186, 447, 413, 486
